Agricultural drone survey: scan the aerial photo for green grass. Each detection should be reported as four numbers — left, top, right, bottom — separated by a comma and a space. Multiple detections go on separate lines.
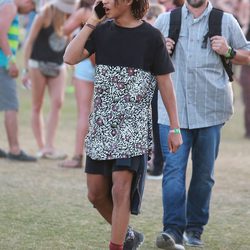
0, 60, 250, 249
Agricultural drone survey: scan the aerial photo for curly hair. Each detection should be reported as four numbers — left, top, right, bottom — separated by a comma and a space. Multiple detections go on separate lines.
115, 0, 149, 19
131, 0, 149, 19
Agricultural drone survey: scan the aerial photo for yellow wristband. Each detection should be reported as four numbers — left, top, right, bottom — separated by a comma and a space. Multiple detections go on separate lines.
225, 47, 232, 59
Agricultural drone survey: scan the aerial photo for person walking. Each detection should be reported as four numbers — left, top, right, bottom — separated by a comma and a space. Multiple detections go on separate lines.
154, 1, 250, 249
147, 0, 184, 180
22, 0, 78, 160
59, 0, 95, 168
64, 0, 182, 248
237, 0, 250, 139
0, 0, 37, 162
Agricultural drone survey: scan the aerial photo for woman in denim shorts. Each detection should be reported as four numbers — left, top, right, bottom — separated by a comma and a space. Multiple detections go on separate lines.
59, 0, 95, 168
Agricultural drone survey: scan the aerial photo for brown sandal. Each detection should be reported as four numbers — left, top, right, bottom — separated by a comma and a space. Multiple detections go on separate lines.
58, 155, 83, 168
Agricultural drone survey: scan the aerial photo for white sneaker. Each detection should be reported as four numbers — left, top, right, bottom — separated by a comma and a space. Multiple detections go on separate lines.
36, 151, 44, 158
146, 173, 163, 180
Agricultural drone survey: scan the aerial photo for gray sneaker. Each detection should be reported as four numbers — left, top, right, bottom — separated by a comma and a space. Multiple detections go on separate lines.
156, 231, 185, 250
0, 148, 7, 158
7, 150, 37, 162
123, 227, 144, 250
183, 231, 204, 247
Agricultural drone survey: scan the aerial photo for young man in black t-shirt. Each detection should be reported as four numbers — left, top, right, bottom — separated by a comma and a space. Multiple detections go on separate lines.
64, 0, 182, 249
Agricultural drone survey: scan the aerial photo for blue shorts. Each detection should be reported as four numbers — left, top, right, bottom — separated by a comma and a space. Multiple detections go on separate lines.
74, 58, 95, 82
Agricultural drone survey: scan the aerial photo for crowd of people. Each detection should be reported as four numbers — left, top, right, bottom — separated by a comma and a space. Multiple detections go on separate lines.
1, 0, 250, 250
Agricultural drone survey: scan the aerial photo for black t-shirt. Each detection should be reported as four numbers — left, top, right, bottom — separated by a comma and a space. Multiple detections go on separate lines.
85, 20, 175, 160
85, 20, 174, 76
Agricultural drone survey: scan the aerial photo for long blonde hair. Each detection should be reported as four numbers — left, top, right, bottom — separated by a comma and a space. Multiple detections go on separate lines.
42, 3, 68, 36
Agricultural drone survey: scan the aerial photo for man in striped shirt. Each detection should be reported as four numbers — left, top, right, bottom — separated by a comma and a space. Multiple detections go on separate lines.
0, 0, 37, 161
154, 0, 250, 249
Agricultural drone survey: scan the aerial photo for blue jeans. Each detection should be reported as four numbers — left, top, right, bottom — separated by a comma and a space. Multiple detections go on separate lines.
159, 124, 223, 239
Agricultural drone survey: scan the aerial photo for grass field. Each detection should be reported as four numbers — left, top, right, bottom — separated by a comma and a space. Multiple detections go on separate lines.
0, 71, 250, 250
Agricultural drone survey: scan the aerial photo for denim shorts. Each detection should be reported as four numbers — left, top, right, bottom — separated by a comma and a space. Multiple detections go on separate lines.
74, 58, 95, 82
28, 59, 64, 69
0, 67, 18, 111
85, 154, 147, 215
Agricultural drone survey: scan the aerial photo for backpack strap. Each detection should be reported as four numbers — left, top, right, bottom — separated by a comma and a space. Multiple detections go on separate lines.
168, 7, 182, 56
208, 8, 223, 36
202, 8, 223, 48
168, 7, 234, 81
206, 8, 234, 82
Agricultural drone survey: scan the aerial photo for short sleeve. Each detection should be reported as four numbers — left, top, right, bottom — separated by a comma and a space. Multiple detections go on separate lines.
84, 29, 97, 55
223, 13, 250, 50
154, 12, 170, 38
151, 31, 175, 76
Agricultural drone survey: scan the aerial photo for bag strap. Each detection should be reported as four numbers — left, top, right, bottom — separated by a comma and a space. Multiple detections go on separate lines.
204, 8, 234, 81
169, 7, 234, 81
168, 7, 182, 56
208, 8, 223, 36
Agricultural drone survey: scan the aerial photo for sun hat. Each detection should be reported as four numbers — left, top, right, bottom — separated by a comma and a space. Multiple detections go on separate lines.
53, 0, 79, 14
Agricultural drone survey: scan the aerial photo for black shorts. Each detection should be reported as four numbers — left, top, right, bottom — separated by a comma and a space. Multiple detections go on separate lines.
85, 154, 147, 215
85, 155, 144, 176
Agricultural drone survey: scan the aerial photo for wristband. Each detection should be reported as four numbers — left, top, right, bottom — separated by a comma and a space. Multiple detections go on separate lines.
7, 54, 16, 64
169, 128, 181, 134
225, 47, 232, 58
225, 47, 236, 59
85, 23, 96, 30
22, 68, 29, 75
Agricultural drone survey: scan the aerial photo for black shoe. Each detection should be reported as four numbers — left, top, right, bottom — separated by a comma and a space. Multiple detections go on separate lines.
0, 148, 7, 158
124, 226, 144, 250
183, 231, 204, 247
7, 150, 37, 162
156, 231, 185, 250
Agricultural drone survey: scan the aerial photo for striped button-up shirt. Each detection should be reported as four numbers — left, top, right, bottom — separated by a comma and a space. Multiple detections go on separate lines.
155, 2, 250, 129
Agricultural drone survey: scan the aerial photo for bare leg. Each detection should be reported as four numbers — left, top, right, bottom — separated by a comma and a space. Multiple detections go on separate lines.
111, 170, 133, 245
87, 173, 113, 224
74, 77, 94, 156
59, 77, 94, 168
29, 68, 47, 151
5, 110, 20, 154
45, 68, 66, 151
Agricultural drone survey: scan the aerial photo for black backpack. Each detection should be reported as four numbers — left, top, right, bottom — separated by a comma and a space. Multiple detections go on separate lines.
169, 7, 234, 82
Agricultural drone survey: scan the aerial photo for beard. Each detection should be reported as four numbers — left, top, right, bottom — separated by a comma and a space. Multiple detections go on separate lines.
186, 0, 207, 8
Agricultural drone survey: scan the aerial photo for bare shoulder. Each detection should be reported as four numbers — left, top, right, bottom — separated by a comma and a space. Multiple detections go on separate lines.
72, 7, 92, 23
39, 6, 53, 28
0, 2, 17, 29
0, 1, 16, 19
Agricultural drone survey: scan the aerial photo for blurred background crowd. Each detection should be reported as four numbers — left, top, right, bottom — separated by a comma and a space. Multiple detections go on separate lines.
1, 0, 250, 170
